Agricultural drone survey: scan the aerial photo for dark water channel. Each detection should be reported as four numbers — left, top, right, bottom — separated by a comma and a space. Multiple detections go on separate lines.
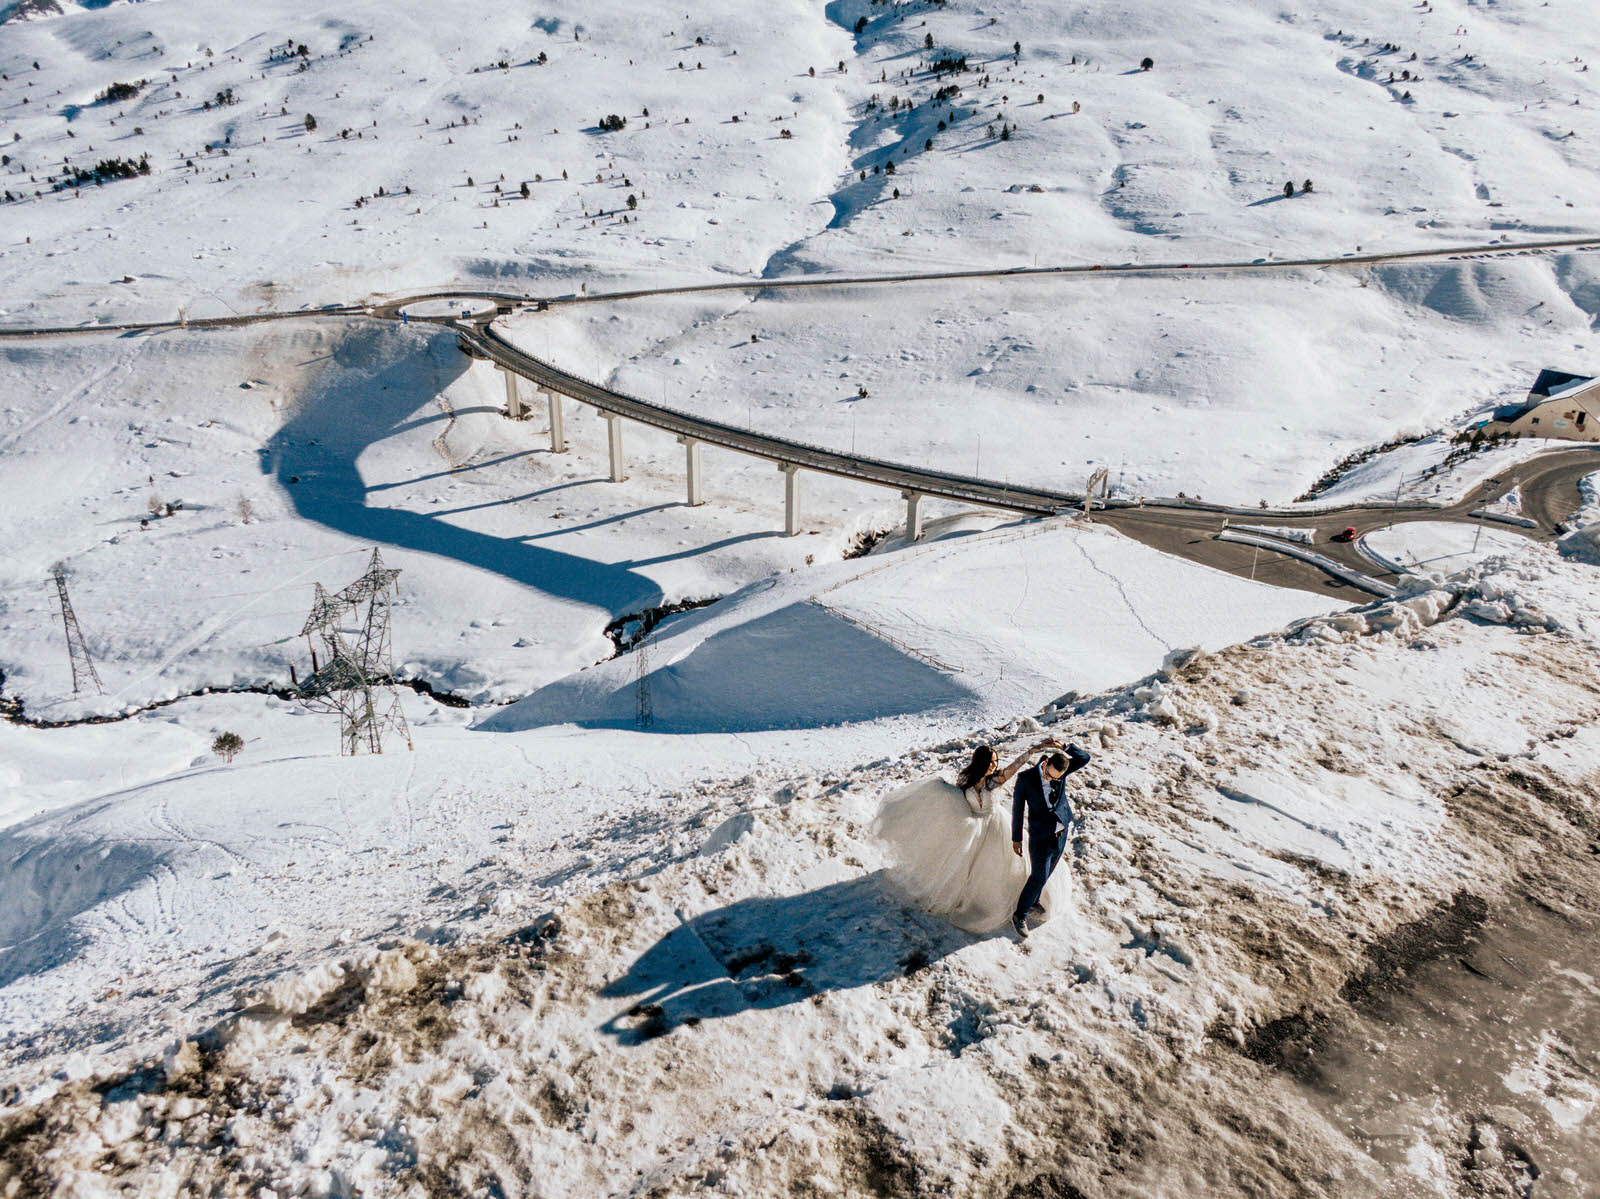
1301, 897, 1600, 1196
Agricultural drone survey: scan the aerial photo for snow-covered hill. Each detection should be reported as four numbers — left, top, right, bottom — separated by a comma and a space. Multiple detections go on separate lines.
7, 547, 1600, 1196
5, 1, 1600, 1194
3, 0, 1600, 503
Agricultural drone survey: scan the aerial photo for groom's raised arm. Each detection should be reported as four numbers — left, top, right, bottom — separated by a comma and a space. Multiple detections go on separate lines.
1064, 743, 1092, 776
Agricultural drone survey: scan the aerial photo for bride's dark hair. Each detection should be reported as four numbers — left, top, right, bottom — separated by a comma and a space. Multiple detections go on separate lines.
955, 745, 996, 792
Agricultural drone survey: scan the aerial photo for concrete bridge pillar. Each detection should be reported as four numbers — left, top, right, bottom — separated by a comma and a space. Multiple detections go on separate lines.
902, 490, 925, 541
604, 413, 626, 482
780, 463, 803, 536
496, 365, 524, 419
679, 437, 705, 506
542, 386, 567, 452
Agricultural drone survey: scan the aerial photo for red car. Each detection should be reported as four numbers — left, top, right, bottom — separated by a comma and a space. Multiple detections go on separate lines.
1330, 526, 1358, 543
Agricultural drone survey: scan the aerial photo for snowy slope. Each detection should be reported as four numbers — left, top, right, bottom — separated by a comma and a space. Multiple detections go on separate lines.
3, 0, 1600, 503
5, 2, 1600, 1193
485, 519, 1336, 734
0, 517, 1334, 1062
6, 545, 1600, 1197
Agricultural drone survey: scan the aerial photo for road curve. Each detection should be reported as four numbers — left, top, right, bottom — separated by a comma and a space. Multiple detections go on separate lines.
1099, 448, 1599, 598
461, 322, 1079, 514
468, 316, 1597, 600
3, 245, 1596, 601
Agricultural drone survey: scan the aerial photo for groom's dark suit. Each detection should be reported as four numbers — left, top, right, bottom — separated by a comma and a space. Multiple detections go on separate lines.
1011, 745, 1092, 925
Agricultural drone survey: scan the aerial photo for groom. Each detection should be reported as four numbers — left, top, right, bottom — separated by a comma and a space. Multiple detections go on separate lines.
1010, 743, 1093, 939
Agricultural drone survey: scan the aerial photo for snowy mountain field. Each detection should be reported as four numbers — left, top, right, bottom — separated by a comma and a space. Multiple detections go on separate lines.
3, 0, 1600, 1195
3, 0, 1600, 502
7, 546, 1600, 1196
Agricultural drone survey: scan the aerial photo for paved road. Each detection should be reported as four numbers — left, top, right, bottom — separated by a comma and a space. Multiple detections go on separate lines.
1098, 448, 1599, 598
4, 235, 1598, 340
3, 241, 1597, 602
466, 317, 1596, 599
463, 323, 1080, 513
543, 235, 1600, 309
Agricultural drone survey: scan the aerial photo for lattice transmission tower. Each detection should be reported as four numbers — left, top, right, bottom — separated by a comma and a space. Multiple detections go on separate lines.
635, 635, 653, 729
293, 548, 413, 756
50, 562, 103, 696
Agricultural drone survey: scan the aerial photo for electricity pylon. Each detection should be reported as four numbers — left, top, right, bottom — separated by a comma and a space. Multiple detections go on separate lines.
294, 549, 412, 755
50, 563, 103, 696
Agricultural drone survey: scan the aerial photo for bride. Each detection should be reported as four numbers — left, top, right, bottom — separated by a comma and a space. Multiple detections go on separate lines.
873, 738, 1070, 934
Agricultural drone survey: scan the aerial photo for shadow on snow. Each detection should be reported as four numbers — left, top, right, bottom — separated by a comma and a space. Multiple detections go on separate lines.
599, 872, 976, 1043
258, 323, 666, 618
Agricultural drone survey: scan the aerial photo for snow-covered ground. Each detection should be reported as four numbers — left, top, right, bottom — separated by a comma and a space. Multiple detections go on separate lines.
1360, 519, 1533, 575
4, 0, 1600, 501
0, 319, 903, 716
0, 516, 1335, 1063
7, 544, 1600, 1197
7, 0, 1600, 1193
1574, 469, 1600, 526
485, 519, 1336, 735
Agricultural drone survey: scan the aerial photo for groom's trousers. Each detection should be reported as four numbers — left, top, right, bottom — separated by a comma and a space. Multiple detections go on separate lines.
1014, 831, 1066, 923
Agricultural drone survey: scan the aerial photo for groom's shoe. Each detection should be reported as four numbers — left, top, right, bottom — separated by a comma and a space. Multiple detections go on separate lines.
1010, 914, 1029, 940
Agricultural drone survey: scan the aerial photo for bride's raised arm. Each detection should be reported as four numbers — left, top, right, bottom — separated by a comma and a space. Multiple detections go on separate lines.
987, 737, 1062, 790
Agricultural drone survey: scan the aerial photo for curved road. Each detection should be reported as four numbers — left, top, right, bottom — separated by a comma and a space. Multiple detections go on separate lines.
466, 315, 1597, 599
461, 322, 1079, 514
3, 236, 1597, 602
1099, 449, 1598, 599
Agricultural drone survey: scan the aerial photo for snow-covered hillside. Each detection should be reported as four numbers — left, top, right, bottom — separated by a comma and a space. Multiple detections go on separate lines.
7, 546, 1600, 1196
3, 0, 1600, 501
5, 0, 1600, 1194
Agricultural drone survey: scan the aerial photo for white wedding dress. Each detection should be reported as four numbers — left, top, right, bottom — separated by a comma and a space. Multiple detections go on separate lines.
872, 776, 1071, 934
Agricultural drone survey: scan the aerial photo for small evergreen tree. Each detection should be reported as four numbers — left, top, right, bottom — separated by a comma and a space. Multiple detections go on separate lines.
1140, 57, 1154, 70
304, 113, 316, 131
1283, 180, 1294, 197
212, 731, 244, 763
